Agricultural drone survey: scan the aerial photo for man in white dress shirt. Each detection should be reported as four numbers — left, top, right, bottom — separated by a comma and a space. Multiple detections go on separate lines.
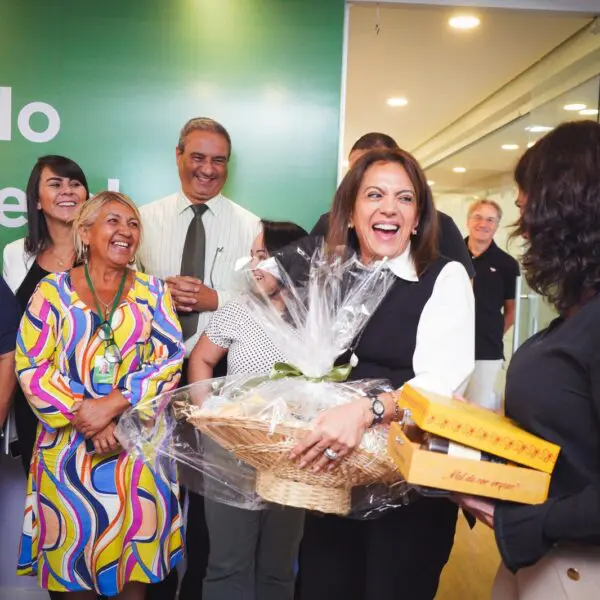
139, 117, 260, 354
138, 117, 260, 600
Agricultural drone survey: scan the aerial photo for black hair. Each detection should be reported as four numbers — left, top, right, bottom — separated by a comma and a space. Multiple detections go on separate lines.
24, 155, 89, 255
513, 120, 600, 314
177, 117, 232, 158
350, 132, 399, 153
261, 219, 308, 254
328, 148, 438, 276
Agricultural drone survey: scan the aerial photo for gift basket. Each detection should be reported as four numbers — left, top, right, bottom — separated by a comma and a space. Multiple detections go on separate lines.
118, 243, 407, 516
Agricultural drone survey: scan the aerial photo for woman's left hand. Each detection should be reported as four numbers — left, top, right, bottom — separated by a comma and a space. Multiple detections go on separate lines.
92, 422, 122, 455
289, 398, 372, 472
453, 494, 496, 528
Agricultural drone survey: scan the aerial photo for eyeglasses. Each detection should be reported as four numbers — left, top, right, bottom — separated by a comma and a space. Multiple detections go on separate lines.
97, 322, 123, 364
469, 214, 499, 225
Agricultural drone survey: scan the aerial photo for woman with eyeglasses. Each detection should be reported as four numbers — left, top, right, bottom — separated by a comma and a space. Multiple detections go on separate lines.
15, 191, 185, 599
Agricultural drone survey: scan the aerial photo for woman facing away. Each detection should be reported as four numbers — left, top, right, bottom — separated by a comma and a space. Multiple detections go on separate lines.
456, 120, 600, 600
187, 219, 308, 600
15, 191, 185, 599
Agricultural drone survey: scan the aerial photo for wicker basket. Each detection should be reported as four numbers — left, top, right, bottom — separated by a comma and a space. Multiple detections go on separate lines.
188, 412, 399, 515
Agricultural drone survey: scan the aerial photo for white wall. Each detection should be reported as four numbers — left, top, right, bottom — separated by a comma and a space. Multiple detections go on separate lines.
434, 185, 521, 255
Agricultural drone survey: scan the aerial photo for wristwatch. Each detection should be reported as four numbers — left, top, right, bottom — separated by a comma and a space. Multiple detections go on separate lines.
369, 396, 385, 427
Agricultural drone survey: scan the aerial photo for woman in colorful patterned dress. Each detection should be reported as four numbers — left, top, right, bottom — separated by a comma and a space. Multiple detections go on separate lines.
15, 191, 185, 599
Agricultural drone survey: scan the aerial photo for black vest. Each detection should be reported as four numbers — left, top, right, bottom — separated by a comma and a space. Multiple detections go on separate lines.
347, 256, 448, 389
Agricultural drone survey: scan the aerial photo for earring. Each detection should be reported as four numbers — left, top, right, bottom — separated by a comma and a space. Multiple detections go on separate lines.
412, 228, 418, 235
128, 255, 136, 266
83, 245, 89, 263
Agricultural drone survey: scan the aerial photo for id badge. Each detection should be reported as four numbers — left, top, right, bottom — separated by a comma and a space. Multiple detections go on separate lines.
93, 356, 116, 384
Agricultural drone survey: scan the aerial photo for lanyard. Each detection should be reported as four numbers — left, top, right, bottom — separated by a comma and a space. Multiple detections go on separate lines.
84, 263, 127, 327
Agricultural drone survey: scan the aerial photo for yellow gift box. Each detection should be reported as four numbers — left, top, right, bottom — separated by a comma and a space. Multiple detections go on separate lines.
387, 386, 561, 504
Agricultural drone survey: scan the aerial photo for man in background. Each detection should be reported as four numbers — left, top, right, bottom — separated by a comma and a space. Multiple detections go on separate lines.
464, 199, 519, 411
311, 132, 475, 278
139, 117, 260, 600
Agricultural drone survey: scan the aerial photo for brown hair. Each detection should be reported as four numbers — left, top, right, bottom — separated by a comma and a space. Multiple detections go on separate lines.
327, 149, 438, 276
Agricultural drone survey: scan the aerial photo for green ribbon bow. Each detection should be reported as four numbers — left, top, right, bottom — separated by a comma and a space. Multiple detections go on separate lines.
269, 362, 352, 383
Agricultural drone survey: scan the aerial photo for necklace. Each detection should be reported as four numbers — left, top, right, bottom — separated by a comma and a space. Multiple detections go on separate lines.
84, 264, 127, 365
84, 264, 127, 320
49, 246, 74, 268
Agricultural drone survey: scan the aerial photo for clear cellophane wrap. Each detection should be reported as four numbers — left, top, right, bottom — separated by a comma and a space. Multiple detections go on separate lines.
117, 243, 411, 516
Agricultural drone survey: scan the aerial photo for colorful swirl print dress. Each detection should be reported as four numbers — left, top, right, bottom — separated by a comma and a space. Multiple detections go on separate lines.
15, 271, 185, 596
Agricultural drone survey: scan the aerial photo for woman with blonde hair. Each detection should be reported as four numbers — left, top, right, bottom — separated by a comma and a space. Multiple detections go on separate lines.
15, 191, 185, 599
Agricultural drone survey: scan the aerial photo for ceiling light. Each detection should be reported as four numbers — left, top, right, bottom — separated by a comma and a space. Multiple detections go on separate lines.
453, 167, 467, 173
427, 180, 435, 186
525, 125, 553, 133
501, 144, 519, 151
527, 141, 536, 148
449, 15, 481, 30
387, 97, 408, 107
564, 103, 587, 111
580, 108, 599, 116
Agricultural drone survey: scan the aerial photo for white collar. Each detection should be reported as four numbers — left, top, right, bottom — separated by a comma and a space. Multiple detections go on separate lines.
383, 243, 419, 282
177, 191, 224, 216
258, 243, 419, 282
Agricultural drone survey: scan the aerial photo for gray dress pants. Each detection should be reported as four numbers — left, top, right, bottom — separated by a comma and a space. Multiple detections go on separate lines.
203, 499, 305, 600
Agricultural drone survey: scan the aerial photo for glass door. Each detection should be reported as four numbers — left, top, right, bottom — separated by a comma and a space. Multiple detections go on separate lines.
512, 276, 557, 353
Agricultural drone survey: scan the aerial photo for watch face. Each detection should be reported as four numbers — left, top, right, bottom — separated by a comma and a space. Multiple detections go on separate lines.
372, 399, 385, 417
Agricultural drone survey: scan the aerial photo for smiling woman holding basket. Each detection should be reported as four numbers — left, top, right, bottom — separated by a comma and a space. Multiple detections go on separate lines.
284, 149, 475, 600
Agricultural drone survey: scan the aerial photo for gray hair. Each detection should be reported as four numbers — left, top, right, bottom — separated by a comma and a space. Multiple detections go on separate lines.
177, 117, 232, 157
468, 198, 503, 221
73, 191, 143, 262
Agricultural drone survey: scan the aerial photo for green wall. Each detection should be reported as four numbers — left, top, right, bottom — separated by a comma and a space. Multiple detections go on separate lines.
0, 0, 345, 258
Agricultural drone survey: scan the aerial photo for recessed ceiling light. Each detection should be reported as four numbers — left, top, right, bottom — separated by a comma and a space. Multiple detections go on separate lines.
501, 144, 519, 151
525, 125, 553, 133
427, 180, 435, 186
453, 167, 467, 173
527, 141, 536, 148
449, 15, 480, 30
387, 97, 408, 107
580, 108, 599, 116
564, 103, 587, 111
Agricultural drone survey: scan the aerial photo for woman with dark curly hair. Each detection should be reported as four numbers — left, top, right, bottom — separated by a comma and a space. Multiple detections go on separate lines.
456, 120, 600, 599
